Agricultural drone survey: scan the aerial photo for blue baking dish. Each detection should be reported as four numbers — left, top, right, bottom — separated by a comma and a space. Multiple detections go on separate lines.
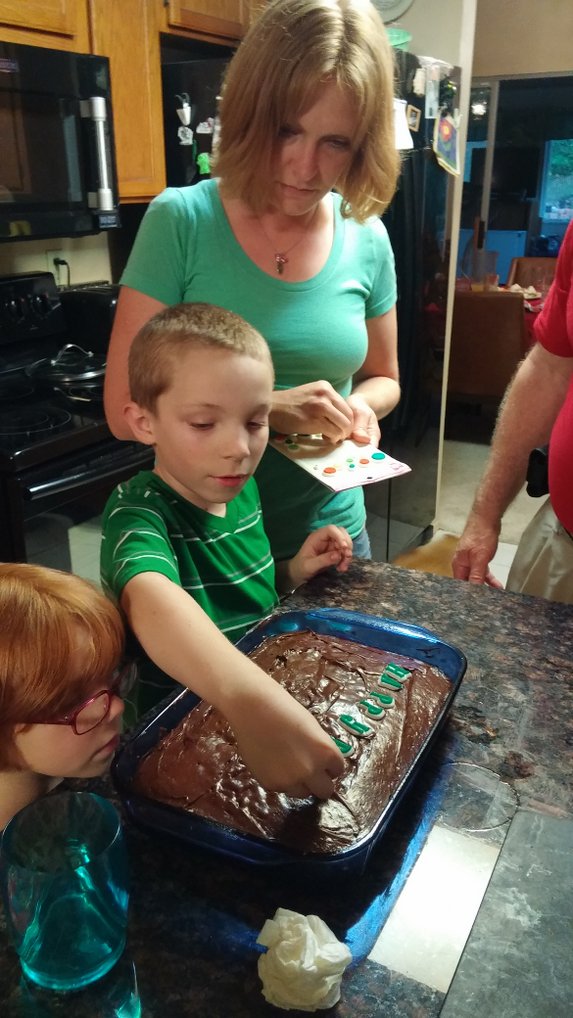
112, 608, 466, 874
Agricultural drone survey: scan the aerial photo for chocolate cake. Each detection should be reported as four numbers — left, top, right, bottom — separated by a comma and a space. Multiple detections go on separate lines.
134, 630, 452, 855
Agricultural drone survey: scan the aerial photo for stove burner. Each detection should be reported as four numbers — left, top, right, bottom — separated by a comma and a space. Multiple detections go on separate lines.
0, 406, 72, 438
0, 378, 35, 402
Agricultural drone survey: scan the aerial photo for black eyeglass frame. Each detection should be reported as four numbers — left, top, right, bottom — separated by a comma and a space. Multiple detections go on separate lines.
22, 661, 138, 735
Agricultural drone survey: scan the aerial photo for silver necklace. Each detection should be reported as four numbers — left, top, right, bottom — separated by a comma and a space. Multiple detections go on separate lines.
258, 207, 318, 275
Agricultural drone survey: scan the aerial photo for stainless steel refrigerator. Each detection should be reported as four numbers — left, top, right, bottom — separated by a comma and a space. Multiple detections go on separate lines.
365, 51, 461, 560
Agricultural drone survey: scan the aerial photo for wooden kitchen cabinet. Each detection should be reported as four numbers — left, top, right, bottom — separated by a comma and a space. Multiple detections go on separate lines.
0, 0, 90, 51
161, 1, 248, 42
89, 0, 167, 202
89, 0, 248, 203
0, 0, 251, 205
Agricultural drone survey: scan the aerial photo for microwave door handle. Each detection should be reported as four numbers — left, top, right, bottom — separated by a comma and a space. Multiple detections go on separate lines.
80, 97, 114, 211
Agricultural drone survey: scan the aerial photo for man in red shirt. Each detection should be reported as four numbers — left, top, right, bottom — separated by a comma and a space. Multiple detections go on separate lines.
452, 218, 573, 602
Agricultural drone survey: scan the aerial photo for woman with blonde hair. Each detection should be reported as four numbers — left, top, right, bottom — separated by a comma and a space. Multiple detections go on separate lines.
0, 563, 132, 828
104, 0, 401, 560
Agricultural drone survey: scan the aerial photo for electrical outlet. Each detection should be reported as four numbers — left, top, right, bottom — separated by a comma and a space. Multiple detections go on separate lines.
45, 248, 63, 279
45, 247, 73, 286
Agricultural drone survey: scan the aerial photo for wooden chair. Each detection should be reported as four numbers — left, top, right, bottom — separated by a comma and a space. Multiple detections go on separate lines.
448, 291, 528, 403
506, 256, 557, 289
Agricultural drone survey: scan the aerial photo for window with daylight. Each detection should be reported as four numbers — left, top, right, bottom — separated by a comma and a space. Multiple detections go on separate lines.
542, 139, 573, 223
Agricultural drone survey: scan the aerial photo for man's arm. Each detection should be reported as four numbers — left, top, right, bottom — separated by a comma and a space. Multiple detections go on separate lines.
120, 572, 344, 797
452, 343, 572, 584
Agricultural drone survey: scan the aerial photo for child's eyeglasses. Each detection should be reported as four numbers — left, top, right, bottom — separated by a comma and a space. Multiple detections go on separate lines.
23, 661, 138, 736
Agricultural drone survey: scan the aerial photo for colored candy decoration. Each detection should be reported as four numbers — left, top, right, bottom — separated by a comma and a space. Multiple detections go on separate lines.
372, 451, 386, 460
367, 690, 395, 708
337, 714, 375, 739
358, 698, 385, 718
378, 673, 402, 690
383, 662, 411, 683
330, 735, 354, 757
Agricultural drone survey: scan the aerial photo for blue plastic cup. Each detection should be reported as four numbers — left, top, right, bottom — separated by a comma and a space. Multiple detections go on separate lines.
0, 791, 129, 991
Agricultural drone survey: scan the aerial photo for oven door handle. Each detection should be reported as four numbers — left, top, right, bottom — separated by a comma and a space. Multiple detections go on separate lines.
21, 448, 152, 501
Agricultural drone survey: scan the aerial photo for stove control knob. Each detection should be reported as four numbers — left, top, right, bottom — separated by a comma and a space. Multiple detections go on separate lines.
4, 298, 24, 323
31, 293, 50, 318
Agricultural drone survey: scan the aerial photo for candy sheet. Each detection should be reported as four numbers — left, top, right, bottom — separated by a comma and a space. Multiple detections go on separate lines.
270, 434, 411, 492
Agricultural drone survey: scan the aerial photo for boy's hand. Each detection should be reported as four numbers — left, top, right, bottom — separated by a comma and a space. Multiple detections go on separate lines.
282, 526, 352, 591
229, 681, 345, 799
121, 572, 346, 798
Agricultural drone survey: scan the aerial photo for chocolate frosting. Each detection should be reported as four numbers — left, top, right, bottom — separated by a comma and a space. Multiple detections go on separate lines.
134, 631, 451, 855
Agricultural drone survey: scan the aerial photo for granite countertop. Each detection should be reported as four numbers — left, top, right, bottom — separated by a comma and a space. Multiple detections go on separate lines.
1, 561, 572, 1017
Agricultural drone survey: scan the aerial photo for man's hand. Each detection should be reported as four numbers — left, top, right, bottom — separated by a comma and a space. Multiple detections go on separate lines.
451, 516, 504, 588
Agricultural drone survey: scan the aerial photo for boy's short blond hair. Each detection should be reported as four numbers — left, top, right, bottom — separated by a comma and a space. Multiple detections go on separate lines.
0, 564, 124, 769
213, 0, 400, 222
128, 302, 273, 413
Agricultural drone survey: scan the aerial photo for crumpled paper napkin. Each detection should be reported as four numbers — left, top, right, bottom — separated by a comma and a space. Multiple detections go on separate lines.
257, 907, 352, 1011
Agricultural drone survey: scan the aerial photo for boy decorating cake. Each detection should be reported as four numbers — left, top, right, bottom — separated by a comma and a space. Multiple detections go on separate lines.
101, 303, 351, 799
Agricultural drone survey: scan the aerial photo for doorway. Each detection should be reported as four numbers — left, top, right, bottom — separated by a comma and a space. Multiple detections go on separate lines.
436, 74, 573, 560
458, 75, 573, 284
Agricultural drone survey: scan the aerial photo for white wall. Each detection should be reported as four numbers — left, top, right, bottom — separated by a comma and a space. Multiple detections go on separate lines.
396, 0, 475, 67
473, 0, 573, 76
0, 233, 112, 286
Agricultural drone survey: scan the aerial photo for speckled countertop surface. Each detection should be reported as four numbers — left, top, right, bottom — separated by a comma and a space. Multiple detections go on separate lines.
1, 561, 572, 1017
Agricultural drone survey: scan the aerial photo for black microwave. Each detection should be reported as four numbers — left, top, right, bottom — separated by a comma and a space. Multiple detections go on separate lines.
0, 41, 120, 242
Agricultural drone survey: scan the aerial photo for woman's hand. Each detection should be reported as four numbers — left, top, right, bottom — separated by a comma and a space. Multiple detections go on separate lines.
281, 526, 353, 591
270, 382, 354, 443
346, 392, 381, 446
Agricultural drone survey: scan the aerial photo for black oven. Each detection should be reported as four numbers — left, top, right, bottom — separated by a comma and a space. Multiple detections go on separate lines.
0, 272, 153, 583
0, 42, 120, 242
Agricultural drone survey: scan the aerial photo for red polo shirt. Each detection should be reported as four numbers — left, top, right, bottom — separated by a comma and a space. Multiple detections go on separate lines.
534, 219, 573, 532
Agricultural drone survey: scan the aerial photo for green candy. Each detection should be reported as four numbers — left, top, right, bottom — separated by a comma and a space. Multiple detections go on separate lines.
359, 698, 385, 718
338, 714, 374, 738
368, 689, 395, 708
384, 662, 411, 682
378, 672, 402, 690
330, 735, 354, 756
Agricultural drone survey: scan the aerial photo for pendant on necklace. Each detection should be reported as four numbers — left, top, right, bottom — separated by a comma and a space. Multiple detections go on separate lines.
275, 253, 288, 275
